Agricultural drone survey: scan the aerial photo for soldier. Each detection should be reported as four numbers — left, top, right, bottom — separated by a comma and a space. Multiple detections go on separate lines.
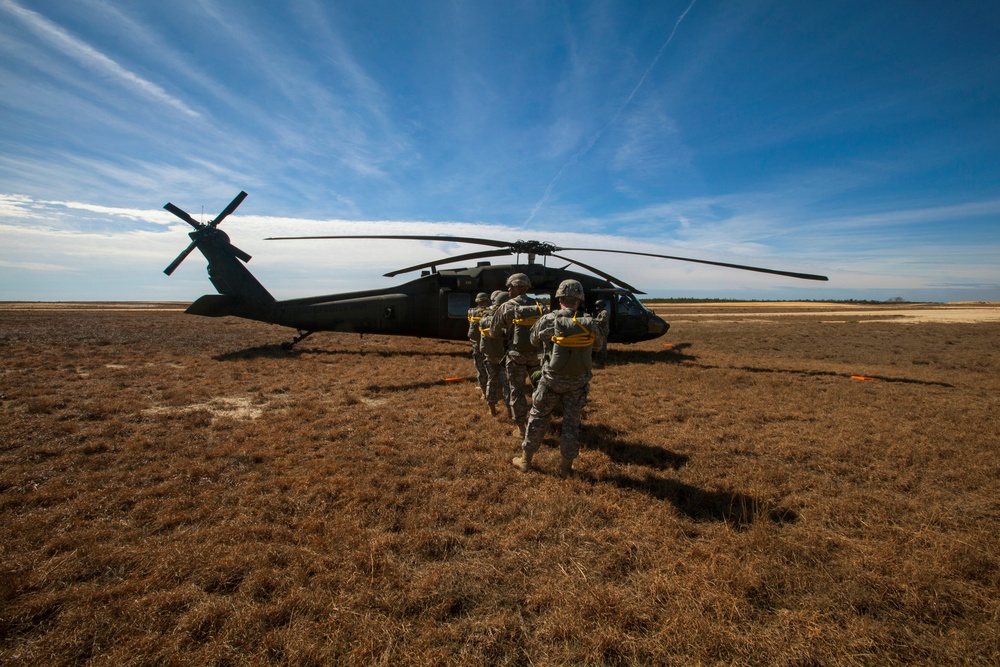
478, 290, 511, 417
512, 279, 607, 478
489, 273, 544, 437
467, 292, 490, 398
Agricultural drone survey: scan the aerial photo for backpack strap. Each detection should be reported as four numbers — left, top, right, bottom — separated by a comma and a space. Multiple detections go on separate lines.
552, 312, 596, 348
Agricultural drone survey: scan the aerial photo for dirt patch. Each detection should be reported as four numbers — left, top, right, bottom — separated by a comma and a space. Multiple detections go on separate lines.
143, 395, 270, 421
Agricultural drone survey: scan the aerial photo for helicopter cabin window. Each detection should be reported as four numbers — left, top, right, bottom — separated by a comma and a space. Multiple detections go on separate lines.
448, 293, 470, 318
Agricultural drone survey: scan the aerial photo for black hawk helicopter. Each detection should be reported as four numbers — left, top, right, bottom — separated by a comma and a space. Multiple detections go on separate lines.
162, 191, 828, 348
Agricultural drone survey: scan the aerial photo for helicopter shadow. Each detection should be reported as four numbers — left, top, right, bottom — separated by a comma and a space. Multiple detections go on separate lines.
600, 342, 697, 366
561, 421, 798, 529
214, 344, 470, 362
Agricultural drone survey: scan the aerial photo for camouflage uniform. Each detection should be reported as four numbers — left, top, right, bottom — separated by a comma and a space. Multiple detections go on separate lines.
515, 280, 607, 475
490, 274, 543, 431
478, 291, 511, 415
467, 293, 490, 397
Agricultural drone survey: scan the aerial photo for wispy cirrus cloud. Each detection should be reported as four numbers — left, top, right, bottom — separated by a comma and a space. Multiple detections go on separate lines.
523, 0, 700, 226
0, 0, 200, 118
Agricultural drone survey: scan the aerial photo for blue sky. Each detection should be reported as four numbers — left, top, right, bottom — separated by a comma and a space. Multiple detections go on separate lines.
1, 0, 998, 302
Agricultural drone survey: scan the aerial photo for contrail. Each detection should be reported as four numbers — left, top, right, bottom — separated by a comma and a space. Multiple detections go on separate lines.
523, 0, 699, 227
0, 0, 200, 119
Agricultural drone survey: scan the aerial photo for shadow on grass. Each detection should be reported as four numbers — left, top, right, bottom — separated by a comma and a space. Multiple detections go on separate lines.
214, 345, 470, 362
603, 341, 953, 387
364, 378, 477, 393
600, 342, 697, 366
581, 423, 689, 471
689, 362, 955, 388
571, 422, 797, 529
604, 474, 799, 529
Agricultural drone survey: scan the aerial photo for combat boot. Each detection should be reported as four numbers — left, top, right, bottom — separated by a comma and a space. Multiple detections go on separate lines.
512, 451, 533, 472
559, 456, 574, 478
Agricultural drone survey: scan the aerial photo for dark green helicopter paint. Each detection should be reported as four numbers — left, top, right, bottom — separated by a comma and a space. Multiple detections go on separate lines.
164, 192, 827, 348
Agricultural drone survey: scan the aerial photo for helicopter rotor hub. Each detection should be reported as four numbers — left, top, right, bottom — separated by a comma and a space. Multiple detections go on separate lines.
510, 240, 557, 256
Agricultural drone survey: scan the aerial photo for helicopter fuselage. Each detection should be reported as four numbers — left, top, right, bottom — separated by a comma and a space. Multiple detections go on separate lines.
186, 258, 669, 345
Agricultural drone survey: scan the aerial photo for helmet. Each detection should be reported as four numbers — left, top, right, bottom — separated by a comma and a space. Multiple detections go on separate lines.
555, 279, 584, 300
506, 273, 531, 288
491, 290, 509, 306
475, 292, 489, 304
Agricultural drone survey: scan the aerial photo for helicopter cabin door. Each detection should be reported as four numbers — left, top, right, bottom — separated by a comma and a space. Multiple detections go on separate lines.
440, 289, 472, 339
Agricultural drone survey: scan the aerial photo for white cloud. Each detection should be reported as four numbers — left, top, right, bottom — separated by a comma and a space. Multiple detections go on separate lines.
39, 200, 176, 224
0, 194, 45, 220
0, 259, 70, 271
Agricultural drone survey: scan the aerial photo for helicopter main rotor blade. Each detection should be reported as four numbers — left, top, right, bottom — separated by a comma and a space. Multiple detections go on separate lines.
261, 232, 826, 282
558, 247, 829, 282
163, 202, 202, 229
551, 253, 644, 294
384, 248, 513, 277
164, 241, 198, 276
211, 190, 248, 227
265, 233, 513, 249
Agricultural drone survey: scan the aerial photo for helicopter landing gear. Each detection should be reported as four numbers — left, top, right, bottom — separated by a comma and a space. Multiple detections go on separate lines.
282, 329, 314, 350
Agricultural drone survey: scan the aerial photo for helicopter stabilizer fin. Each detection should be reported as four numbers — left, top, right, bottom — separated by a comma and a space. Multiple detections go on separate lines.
185, 294, 237, 317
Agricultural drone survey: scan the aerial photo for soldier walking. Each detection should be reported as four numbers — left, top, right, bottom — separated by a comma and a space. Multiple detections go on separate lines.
467, 292, 490, 398
489, 273, 544, 437
479, 290, 511, 417
512, 279, 607, 478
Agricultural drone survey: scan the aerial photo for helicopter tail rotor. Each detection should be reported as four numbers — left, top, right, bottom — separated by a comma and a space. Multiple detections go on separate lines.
163, 191, 252, 275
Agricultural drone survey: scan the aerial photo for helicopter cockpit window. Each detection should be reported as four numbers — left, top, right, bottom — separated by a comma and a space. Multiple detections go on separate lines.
615, 292, 648, 316
448, 293, 470, 319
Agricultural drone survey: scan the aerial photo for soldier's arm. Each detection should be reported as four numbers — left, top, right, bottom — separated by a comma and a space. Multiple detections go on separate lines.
530, 313, 554, 349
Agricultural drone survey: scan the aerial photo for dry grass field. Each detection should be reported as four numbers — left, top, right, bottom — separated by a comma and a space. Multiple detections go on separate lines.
1, 301, 997, 666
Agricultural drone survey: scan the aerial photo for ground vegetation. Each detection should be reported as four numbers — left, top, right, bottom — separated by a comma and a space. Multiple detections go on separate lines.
1, 303, 997, 665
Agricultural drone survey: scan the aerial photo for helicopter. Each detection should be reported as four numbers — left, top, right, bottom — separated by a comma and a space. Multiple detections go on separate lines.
162, 191, 828, 348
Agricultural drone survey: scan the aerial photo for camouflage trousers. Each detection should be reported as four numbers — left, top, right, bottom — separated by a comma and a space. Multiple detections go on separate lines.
484, 357, 510, 409
471, 344, 488, 396
521, 373, 590, 461
505, 356, 540, 427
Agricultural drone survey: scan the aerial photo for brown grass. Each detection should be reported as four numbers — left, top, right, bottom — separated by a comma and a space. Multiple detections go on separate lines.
1, 303, 998, 666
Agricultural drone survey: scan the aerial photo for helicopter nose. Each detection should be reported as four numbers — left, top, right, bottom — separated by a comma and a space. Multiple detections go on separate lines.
648, 313, 670, 337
